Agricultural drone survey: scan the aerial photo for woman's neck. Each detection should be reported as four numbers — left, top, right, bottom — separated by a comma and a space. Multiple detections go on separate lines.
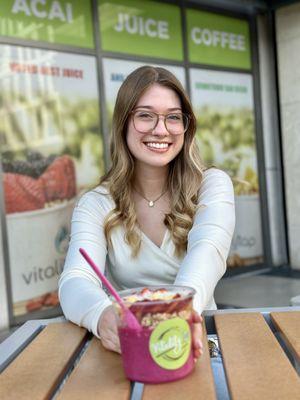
133, 163, 169, 198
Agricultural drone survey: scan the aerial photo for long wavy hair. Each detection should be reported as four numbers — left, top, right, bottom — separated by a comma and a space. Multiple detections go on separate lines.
100, 66, 204, 257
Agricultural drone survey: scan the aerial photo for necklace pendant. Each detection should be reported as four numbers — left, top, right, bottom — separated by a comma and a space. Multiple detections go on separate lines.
149, 201, 154, 207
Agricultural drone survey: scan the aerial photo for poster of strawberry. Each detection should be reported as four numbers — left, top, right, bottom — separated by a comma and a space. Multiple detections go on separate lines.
0, 45, 104, 317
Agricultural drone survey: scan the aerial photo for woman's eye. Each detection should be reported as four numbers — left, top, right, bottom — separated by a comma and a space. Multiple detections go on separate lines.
167, 114, 182, 122
136, 112, 154, 120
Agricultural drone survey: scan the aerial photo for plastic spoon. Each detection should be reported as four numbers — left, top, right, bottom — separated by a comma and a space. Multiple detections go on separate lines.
79, 248, 141, 330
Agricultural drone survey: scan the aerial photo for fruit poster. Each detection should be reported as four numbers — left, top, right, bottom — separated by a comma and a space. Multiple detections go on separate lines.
102, 57, 186, 129
189, 68, 263, 267
0, 44, 104, 317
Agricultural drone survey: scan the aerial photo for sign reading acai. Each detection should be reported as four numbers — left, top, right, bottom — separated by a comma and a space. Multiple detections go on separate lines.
0, 0, 94, 48
187, 9, 251, 70
99, 0, 183, 60
11, 0, 73, 22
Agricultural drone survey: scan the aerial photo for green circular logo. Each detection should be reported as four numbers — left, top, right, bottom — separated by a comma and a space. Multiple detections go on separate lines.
149, 317, 191, 370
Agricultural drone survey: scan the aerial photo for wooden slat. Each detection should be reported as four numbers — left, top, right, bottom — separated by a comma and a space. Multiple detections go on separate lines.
57, 337, 130, 400
271, 311, 300, 363
0, 323, 87, 400
142, 322, 216, 400
215, 313, 300, 400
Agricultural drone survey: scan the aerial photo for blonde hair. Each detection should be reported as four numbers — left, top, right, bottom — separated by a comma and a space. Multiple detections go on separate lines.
100, 66, 204, 257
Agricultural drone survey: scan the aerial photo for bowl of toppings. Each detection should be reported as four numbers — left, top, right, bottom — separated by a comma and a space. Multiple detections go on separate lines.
111, 285, 195, 383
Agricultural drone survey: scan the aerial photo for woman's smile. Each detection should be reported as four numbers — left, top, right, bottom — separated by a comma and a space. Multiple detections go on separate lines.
143, 141, 172, 152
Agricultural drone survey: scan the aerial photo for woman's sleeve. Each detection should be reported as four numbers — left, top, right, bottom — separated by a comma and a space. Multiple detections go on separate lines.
174, 168, 235, 313
58, 192, 112, 338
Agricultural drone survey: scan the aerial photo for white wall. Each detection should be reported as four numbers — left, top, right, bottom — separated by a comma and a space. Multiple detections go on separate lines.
0, 221, 9, 330
257, 14, 288, 267
276, 3, 300, 269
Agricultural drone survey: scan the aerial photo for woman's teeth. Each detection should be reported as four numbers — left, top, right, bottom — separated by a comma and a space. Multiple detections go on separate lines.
145, 142, 169, 149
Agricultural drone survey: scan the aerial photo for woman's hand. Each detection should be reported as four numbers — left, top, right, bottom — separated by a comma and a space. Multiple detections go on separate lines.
191, 310, 203, 361
97, 305, 121, 353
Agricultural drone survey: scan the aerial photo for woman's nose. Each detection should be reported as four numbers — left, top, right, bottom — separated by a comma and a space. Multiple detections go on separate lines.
152, 116, 169, 135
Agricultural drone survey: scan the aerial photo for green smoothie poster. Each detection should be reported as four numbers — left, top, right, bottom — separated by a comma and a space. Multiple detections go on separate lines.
102, 58, 186, 130
190, 68, 263, 267
0, 0, 94, 48
98, 0, 183, 60
0, 44, 104, 317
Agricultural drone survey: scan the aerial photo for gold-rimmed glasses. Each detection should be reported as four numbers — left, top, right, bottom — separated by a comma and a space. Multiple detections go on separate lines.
131, 110, 190, 135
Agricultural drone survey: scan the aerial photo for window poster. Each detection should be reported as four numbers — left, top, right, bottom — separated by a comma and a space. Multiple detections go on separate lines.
189, 68, 263, 267
102, 57, 186, 130
0, 45, 104, 316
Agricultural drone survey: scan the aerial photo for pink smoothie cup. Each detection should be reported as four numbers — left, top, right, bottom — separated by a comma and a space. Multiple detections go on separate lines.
111, 285, 196, 383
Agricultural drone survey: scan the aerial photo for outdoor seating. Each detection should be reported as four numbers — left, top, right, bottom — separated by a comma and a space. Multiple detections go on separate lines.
0, 307, 299, 399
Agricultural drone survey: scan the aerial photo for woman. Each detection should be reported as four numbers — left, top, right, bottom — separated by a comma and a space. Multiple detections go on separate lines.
59, 66, 235, 361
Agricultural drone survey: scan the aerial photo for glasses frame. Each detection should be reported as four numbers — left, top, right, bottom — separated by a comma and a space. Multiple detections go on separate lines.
131, 110, 191, 135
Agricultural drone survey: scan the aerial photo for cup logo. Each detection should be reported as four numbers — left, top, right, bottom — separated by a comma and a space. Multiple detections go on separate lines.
149, 317, 191, 370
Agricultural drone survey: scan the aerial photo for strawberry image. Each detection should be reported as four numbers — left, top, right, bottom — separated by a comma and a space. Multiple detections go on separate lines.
39, 155, 76, 202
3, 155, 76, 214
3, 173, 46, 213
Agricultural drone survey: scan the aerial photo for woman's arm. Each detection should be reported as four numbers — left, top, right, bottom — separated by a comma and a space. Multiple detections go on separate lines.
174, 168, 235, 313
58, 191, 112, 337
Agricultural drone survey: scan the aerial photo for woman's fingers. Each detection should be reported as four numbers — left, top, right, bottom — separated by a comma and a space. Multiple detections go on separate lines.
101, 334, 121, 353
191, 310, 203, 361
98, 305, 121, 353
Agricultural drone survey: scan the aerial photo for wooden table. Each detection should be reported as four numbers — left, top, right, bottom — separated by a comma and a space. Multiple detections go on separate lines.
0, 307, 299, 400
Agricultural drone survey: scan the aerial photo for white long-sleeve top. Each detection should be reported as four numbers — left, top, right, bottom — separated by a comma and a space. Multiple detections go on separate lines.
58, 168, 235, 337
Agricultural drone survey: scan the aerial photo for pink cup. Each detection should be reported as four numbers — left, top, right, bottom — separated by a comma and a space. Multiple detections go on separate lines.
112, 285, 196, 383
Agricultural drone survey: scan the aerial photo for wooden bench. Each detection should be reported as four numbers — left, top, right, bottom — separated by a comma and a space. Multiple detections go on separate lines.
270, 311, 300, 364
0, 308, 299, 400
215, 312, 300, 400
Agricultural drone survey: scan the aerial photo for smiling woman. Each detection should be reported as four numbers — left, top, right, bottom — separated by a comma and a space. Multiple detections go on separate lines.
58, 66, 235, 361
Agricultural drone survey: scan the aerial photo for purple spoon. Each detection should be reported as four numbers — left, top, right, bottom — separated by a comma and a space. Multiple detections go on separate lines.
79, 248, 141, 330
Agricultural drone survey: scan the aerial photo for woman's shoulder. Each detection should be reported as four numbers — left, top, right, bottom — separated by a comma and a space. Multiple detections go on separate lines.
76, 185, 115, 212
199, 167, 234, 201
201, 167, 233, 187
202, 167, 231, 181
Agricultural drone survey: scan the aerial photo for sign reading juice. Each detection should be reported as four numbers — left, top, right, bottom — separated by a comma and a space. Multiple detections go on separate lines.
98, 0, 183, 60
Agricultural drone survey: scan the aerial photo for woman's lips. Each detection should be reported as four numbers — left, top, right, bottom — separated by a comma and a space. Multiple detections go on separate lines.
143, 142, 171, 153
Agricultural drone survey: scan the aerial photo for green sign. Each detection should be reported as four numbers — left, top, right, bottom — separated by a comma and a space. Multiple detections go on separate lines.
0, 0, 94, 48
187, 10, 251, 70
149, 318, 191, 370
99, 0, 183, 61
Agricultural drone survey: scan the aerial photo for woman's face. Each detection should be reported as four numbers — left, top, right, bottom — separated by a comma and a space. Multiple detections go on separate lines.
126, 83, 185, 169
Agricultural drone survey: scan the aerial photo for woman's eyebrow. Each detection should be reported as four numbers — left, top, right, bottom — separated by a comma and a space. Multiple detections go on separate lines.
134, 106, 182, 111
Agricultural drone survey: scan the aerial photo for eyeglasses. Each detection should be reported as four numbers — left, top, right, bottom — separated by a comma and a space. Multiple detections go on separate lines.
131, 110, 190, 135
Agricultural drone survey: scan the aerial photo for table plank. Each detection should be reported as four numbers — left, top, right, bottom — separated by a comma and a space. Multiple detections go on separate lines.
270, 311, 300, 363
57, 337, 130, 400
0, 322, 87, 400
142, 322, 217, 400
215, 313, 300, 400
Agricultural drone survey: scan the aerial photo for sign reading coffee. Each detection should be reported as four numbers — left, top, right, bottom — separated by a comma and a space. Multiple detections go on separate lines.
187, 9, 251, 70
98, 0, 183, 60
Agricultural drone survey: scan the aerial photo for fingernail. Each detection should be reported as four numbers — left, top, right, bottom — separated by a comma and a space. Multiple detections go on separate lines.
196, 339, 202, 349
194, 357, 197, 364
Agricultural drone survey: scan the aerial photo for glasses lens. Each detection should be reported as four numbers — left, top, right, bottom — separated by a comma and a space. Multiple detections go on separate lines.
133, 111, 156, 133
165, 113, 189, 135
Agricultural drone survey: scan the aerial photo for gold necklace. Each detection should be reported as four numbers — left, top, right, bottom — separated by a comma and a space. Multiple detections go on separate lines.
133, 187, 168, 207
